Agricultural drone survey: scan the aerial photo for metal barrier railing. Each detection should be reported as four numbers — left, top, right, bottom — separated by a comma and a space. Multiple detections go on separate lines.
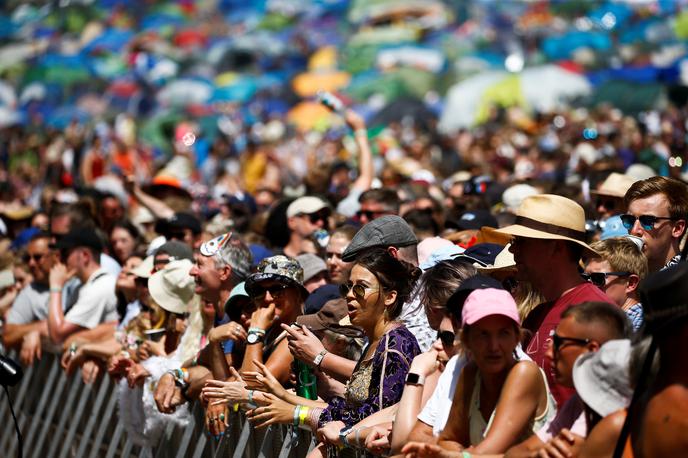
0, 352, 317, 458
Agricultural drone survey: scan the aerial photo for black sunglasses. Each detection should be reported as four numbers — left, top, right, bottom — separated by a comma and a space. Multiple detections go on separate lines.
437, 330, 455, 347
551, 333, 590, 353
252, 283, 290, 299
581, 271, 630, 288
300, 211, 329, 224
23, 253, 48, 263
620, 214, 676, 231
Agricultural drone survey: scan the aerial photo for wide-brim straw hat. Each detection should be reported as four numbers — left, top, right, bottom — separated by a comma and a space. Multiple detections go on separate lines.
148, 259, 199, 315
590, 173, 636, 199
495, 194, 597, 257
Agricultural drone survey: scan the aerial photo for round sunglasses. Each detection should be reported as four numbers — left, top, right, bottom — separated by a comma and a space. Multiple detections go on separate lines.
339, 282, 378, 300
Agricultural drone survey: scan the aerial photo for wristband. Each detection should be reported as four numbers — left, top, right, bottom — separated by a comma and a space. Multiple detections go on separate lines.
50, 287, 62, 293
354, 427, 363, 448
298, 406, 309, 425
354, 129, 367, 137
293, 405, 301, 427
180, 367, 189, 383
462, 452, 472, 458
247, 327, 266, 335
232, 403, 239, 412
247, 389, 254, 405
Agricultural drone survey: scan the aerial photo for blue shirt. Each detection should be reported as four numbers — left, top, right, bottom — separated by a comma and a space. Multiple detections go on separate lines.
214, 313, 235, 354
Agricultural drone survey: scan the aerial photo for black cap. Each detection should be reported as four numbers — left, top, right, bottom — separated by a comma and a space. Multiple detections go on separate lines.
454, 209, 498, 231
304, 284, 341, 314
155, 212, 202, 237
446, 274, 504, 317
52, 227, 103, 253
454, 243, 503, 267
640, 262, 688, 334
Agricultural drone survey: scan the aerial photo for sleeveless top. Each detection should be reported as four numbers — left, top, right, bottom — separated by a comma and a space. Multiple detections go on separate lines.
468, 367, 557, 445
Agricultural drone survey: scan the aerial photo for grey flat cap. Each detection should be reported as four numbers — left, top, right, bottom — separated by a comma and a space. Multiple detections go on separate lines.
342, 215, 418, 262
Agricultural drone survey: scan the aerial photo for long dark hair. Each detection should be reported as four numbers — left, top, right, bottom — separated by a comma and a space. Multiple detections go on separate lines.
354, 247, 421, 319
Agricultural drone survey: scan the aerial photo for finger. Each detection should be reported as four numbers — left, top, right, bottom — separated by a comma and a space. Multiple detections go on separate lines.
210, 399, 226, 406
560, 429, 575, 443
204, 379, 226, 387
36, 345, 42, 360
229, 366, 242, 381
549, 439, 570, 458
280, 323, 298, 338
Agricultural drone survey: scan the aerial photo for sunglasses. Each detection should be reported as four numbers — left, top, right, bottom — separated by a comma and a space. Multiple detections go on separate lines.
620, 214, 676, 231
595, 198, 617, 210
300, 211, 329, 224
339, 282, 377, 300
437, 330, 456, 347
581, 271, 631, 288
551, 333, 591, 353
355, 210, 387, 221
23, 253, 48, 263
252, 283, 290, 299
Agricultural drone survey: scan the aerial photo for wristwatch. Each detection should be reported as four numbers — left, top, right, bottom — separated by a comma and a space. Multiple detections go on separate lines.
247, 328, 265, 344
339, 426, 353, 447
313, 350, 328, 368
405, 372, 426, 386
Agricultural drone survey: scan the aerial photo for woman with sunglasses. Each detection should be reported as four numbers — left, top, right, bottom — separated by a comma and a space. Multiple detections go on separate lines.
403, 288, 556, 457
299, 248, 421, 457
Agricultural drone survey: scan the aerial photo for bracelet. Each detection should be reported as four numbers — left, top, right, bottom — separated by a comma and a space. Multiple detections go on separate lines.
293, 405, 301, 427
462, 452, 472, 458
247, 389, 254, 405
180, 367, 189, 383
354, 129, 367, 137
232, 403, 239, 412
247, 327, 266, 335
50, 287, 62, 293
298, 406, 310, 425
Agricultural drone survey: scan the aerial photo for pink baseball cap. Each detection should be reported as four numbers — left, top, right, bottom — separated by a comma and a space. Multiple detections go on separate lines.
461, 288, 520, 327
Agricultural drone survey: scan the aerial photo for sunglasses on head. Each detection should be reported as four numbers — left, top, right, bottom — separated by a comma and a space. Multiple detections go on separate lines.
437, 330, 455, 347
252, 283, 290, 299
551, 333, 591, 353
620, 214, 676, 231
581, 271, 630, 288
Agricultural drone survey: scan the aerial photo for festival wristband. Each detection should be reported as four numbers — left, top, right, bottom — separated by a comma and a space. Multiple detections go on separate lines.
298, 406, 309, 425
293, 405, 301, 427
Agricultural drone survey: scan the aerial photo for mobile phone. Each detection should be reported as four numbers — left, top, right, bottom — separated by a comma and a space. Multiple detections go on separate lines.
317, 91, 345, 114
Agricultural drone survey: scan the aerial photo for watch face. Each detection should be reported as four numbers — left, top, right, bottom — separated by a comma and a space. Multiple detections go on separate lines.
247, 333, 259, 344
406, 373, 420, 384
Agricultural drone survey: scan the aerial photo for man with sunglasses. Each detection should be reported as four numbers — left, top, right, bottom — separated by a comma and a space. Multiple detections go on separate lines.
623, 176, 688, 272
283, 196, 330, 258
583, 237, 648, 331
505, 301, 631, 458
47, 227, 118, 345
3, 232, 56, 364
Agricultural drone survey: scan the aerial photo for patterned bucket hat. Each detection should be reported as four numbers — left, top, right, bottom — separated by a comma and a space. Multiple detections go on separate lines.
245, 255, 308, 299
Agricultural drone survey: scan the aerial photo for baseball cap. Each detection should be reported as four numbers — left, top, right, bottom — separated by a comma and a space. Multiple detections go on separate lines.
155, 240, 194, 262
461, 288, 520, 327
454, 243, 503, 267
286, 196, 328, 218
454, 210, 498, 231
342, 215, 418, 262
296, 298, 363, 338
600, 215, 628, 240
224, 281, 249, 316
296, 253, 328, 283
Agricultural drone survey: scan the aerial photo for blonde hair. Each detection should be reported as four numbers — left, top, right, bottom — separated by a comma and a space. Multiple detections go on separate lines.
513, 281, 545, 322
589, 237, 649, 280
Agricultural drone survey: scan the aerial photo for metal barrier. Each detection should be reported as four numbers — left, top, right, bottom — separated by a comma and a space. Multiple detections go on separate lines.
0, 352, 317, 458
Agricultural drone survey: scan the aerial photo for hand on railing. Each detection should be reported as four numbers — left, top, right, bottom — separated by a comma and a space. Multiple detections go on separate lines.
126, 362, 151, 388
204, 402, 229, 439
201, 367, 248, 406
81, 359, 102, 384
20, 331, 42, 366
107, 354, 134, 381
245, 392, 295, 429
317, 420, 346, 447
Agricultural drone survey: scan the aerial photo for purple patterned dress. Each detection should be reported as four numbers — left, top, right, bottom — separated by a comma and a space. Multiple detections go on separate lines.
318, 325, 421, 427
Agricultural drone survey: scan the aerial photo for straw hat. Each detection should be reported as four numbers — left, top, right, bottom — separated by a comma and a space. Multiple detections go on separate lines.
591, 173, 637, 199
495, 194, 596, 256
148, 259, 198, 314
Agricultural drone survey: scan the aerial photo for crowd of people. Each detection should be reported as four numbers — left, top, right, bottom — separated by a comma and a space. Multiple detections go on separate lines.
0, 96, 687, 458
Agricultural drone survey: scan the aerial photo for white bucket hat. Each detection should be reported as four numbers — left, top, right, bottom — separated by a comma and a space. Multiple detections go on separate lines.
573, 339, 633, 417
148, 259, 198, 314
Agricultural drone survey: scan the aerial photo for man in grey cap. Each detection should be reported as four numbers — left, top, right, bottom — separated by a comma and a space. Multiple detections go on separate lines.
342, 215, 435, 351
296, 253, 329, 293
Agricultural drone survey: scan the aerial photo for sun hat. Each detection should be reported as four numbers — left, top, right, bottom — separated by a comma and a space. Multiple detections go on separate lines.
477, 243, 516, 274
148, 259, 198, 314
591, 173, 637, 199
296, 253, 328, 283
245, 255, 308, 298
342, 215, 418, 262
495, 194, 597, 257
461, 288, 520, 327
446, 274, 504, 316
625, 164, 656, 181
286, 196, 328, 218
131, 255, 155, 279
296, 298, 363, 338
573, 339, 633, 417
639, 262, 688, 334
502, 184, 540, 213
600, 215, 628, 240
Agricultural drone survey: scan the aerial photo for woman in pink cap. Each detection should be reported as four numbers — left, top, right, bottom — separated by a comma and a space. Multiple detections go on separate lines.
403, 288, 556, 456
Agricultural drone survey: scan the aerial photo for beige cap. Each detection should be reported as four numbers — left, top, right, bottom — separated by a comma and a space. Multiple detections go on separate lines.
148, 259, 198, 314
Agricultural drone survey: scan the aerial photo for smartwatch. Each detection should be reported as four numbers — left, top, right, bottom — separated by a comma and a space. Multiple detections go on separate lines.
405, 372, 426, 386
339, 426, 353, 447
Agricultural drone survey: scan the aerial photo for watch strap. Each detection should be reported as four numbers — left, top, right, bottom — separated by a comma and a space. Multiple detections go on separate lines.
405, 372, 426, 386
